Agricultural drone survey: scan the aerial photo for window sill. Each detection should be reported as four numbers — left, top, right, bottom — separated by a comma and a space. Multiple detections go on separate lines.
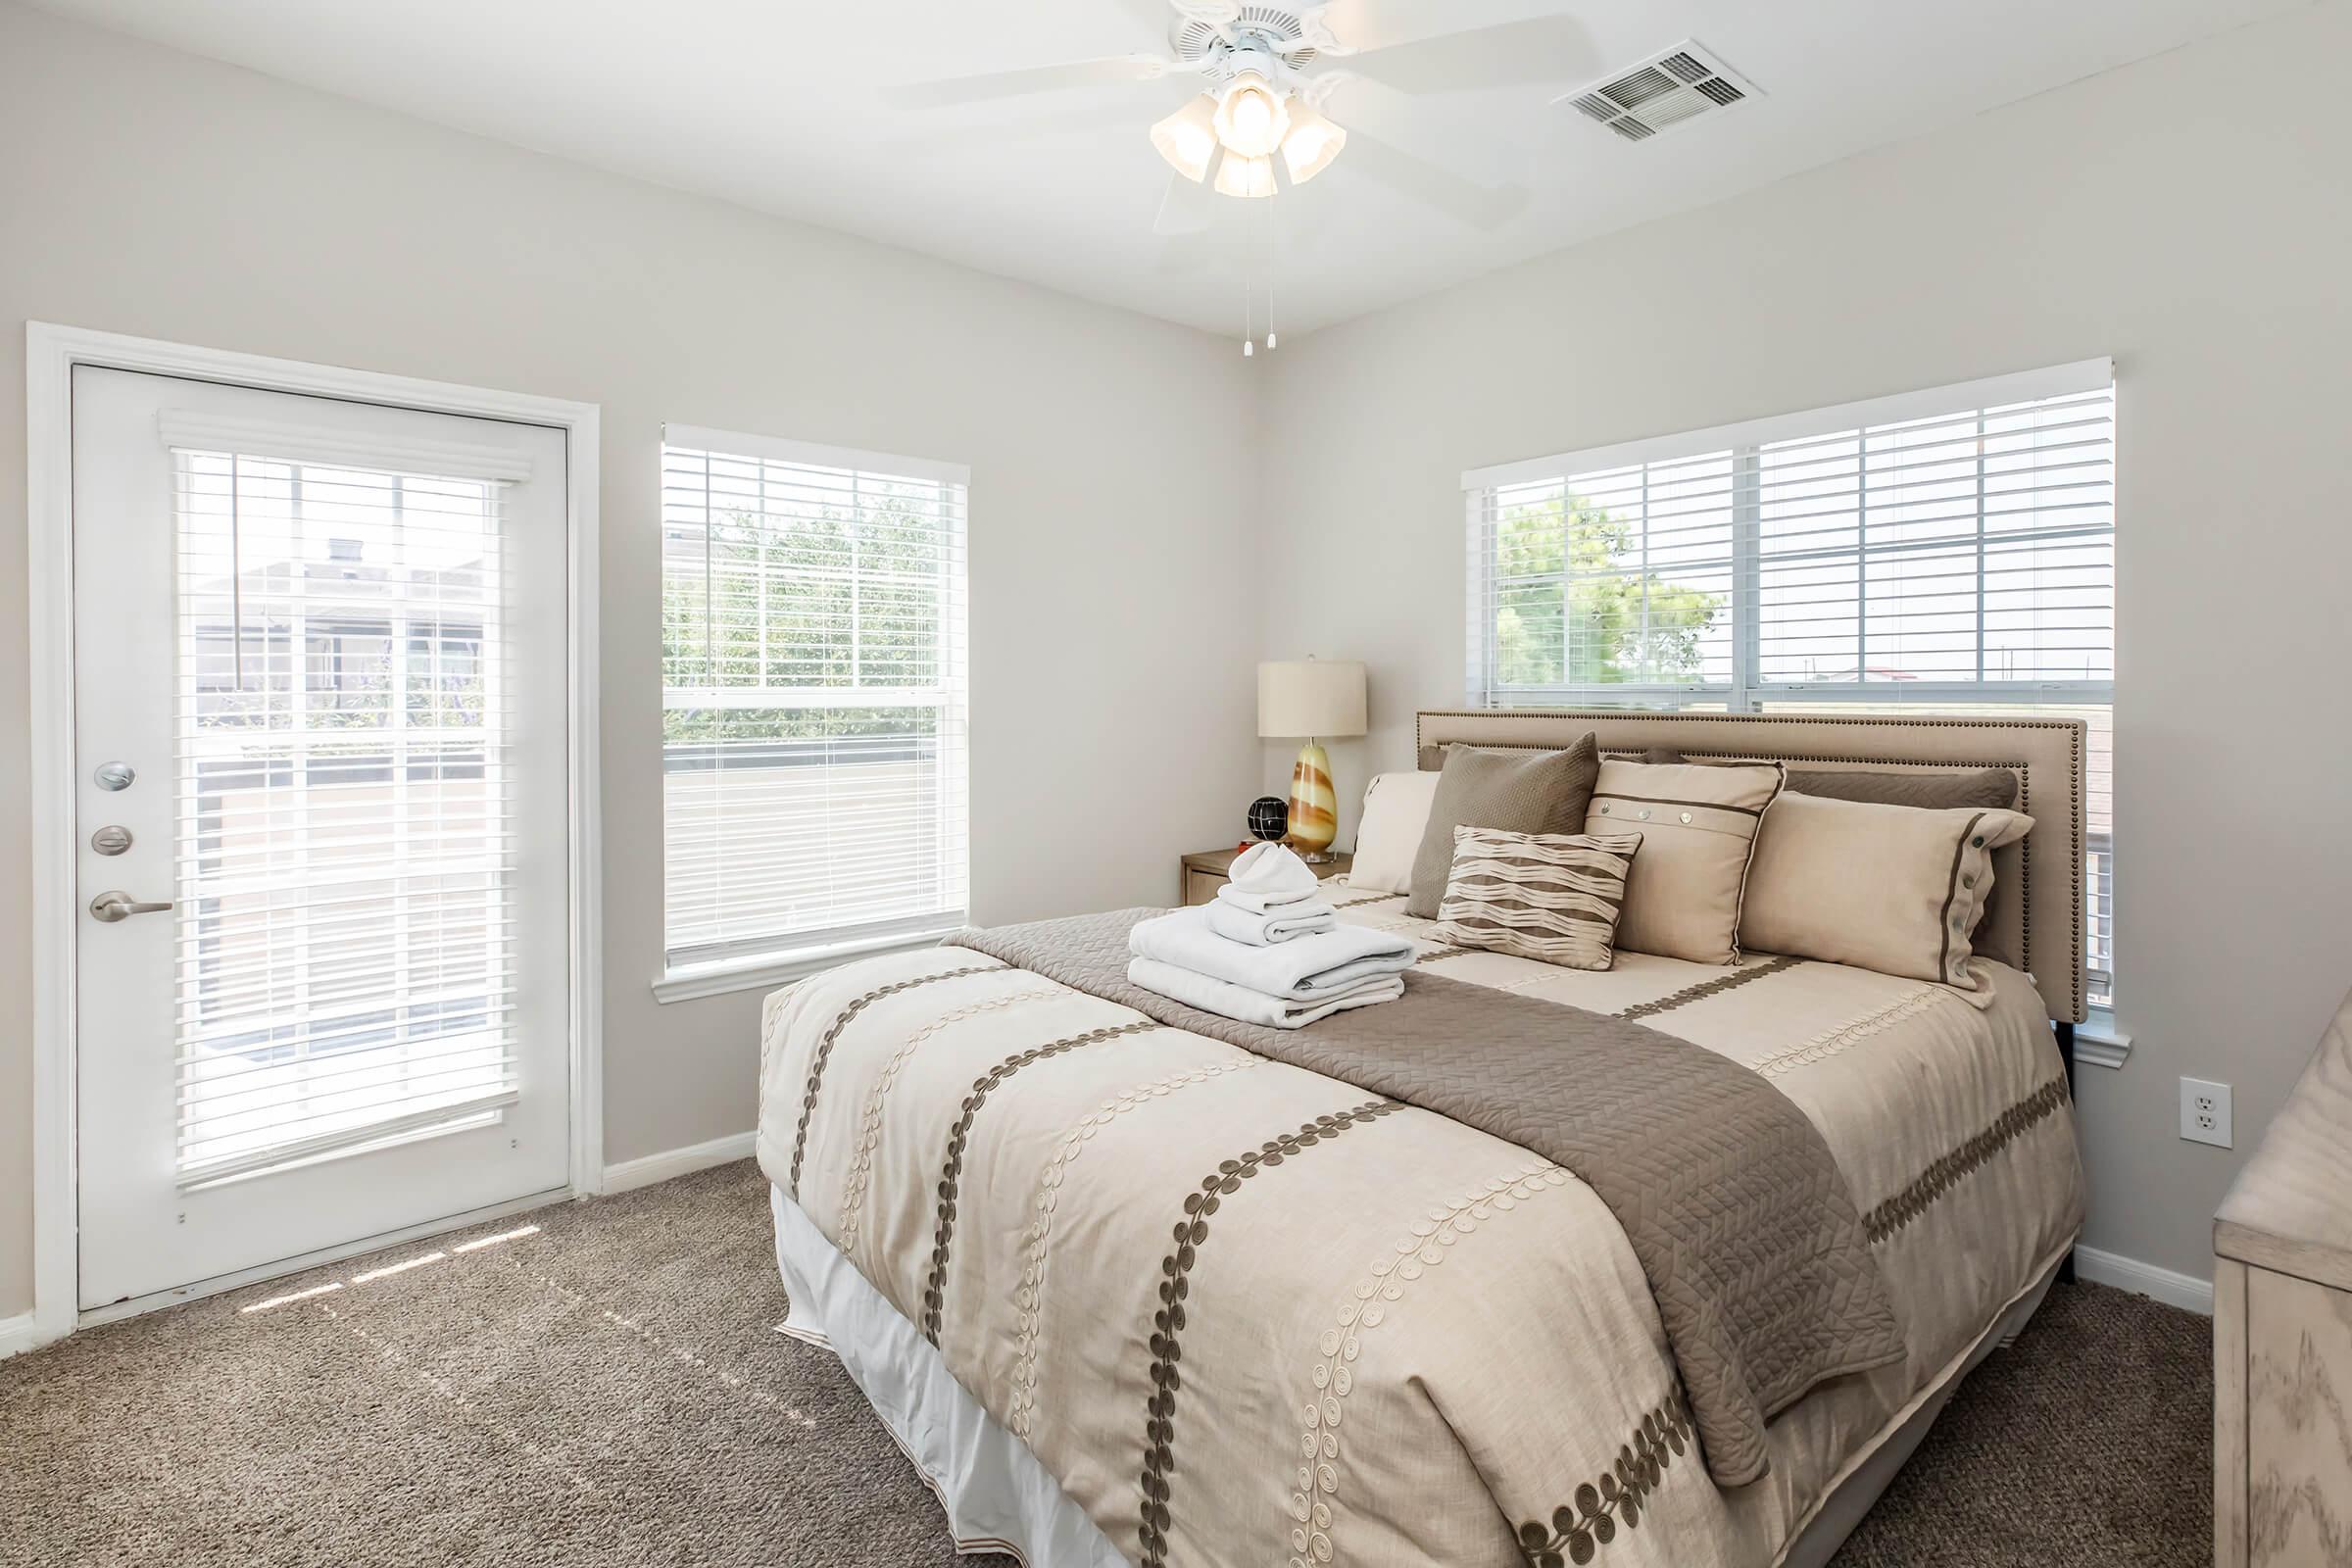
652, 925, 963, 1004
2074, 1006, 2132, 1069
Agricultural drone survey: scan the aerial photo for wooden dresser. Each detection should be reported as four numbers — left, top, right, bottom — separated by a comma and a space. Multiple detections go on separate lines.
2215, 986, 2352, 1568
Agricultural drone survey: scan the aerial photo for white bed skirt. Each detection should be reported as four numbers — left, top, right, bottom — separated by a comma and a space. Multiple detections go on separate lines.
770, 1182, 2065, 1568
769, 1186, 1129, 1567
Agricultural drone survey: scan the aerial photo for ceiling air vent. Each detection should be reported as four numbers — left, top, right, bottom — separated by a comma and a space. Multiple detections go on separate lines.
1556, 41, 1756, 143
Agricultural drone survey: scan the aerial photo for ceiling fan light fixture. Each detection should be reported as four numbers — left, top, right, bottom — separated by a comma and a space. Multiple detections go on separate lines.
1150, 93, 1221, 182
1212, 71, 1291, 160
1213, 151, 1278, 199
1278, 103, 1347, 185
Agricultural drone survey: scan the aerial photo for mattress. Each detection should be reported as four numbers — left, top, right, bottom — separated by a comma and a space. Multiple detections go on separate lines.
755, 883, 2085, 1568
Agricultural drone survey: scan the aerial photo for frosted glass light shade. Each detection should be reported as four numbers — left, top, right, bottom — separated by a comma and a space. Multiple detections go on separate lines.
1213, 72, 1291, 159
1279, 104, 1348, 184
1151, 94, 1221, 182
1214, 152, 1278, 199
1257, 660, 1367, 738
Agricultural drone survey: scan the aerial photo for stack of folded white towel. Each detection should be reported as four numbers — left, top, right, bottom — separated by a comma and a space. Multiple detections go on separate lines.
1128, 843, 1413, 1028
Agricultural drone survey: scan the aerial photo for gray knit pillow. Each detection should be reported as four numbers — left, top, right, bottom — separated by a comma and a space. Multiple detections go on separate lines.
1405, 736, 1600, 919
1645, 750, 2019, 811
1787, 766, 2020, 812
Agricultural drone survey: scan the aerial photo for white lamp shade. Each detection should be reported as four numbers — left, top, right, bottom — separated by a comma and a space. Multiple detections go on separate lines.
1257, 660, 1367, 738
1151, 94, 1220, 182
1279, 103, 1348, 185
1212, 72, 1292, 159
1214, 152, 1279, 200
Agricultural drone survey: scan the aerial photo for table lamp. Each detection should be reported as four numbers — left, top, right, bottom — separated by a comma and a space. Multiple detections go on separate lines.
1257, 659, 1367, 863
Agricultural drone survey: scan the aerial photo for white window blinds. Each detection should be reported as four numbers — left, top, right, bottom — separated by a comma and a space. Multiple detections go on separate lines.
660, 426, 970, 972
1465, 361, 2117, 1004
172, 445, 520, 1185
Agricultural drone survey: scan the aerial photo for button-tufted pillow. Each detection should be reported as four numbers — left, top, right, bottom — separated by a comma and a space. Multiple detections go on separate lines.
1586, 760, 1785, 965
1739, 793, 2034, 989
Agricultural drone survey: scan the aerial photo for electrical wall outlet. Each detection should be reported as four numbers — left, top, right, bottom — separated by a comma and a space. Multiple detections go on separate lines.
2180, 1077, 2232, 1149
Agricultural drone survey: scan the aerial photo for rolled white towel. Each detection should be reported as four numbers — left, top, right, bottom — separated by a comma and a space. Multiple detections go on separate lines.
1128, 956, 1403, 1030
1130, 906, 1413, 1000
1216, 842, 1326, 913
1204, 896, 1337, 947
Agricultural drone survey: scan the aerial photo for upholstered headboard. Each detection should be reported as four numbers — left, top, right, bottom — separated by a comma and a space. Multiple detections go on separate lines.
1414, 709, 2089, 1024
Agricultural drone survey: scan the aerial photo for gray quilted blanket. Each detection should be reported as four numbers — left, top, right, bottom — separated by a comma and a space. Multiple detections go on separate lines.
950, 909, 1906, 1488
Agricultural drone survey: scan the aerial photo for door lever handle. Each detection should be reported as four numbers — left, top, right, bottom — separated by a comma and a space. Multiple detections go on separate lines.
90, 890, 173, 923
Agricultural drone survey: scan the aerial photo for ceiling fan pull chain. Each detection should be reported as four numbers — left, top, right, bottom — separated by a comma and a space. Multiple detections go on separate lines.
1264, 195, 1278, 349
1244, 236, 1258, 356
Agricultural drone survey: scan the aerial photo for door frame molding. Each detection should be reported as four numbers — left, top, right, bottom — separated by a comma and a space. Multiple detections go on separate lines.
24, 321, 605, 1353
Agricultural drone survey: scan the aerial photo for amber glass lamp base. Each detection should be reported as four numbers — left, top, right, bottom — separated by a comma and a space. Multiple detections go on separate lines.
1286, 739, 1339, 863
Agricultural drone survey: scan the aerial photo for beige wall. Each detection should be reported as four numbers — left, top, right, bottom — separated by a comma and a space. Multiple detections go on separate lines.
0, 4, 1262, 1319
1255, 1, 2352, 1283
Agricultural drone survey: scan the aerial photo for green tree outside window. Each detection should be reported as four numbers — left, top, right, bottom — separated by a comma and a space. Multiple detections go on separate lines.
1492, 492, 1721, 688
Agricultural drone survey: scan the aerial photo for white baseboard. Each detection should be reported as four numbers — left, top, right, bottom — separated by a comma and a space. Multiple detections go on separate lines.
0, 1311, 47, 1362
602, 1131, 756, 1195
2075, 1245, 2214, 1315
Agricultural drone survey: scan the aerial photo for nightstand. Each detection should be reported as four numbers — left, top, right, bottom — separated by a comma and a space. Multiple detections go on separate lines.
1179, 848, 1352, 908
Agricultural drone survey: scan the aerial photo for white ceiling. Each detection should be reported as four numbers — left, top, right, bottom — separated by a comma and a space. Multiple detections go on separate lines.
32, 0, 2308, 335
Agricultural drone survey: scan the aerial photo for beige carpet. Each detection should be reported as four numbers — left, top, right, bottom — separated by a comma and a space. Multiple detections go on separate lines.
0, 1160, 2209, 1567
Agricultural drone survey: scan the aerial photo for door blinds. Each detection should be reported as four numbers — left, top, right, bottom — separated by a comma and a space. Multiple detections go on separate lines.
660, 426, 970, 971
171, 443, 519, 1186
1464, 360, 2117, 1002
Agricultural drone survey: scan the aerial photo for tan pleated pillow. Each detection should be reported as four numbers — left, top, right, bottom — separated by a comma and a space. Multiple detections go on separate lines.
1739, 793, 2034, 988
1587, 760, 1785, 965
1436, 826, 1642, 971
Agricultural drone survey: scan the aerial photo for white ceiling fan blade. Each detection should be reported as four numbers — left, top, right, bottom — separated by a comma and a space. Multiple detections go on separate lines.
1340, 128, 1526, 231
1307, 71, 1526, 193
1152, 170, 1220, 236
1111, 0, 1240, 40
1156, 185, 1332, 272
1340, 15, 1596, 93
884, 54, 1179, 110
1308, 0, 1538, 53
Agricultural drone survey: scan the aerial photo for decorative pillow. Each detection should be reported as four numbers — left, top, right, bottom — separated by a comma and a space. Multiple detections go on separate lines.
1786, 766, 2020, 812
1739, 793, 2034, 988
1643, 750, 2021, 812
1586, 760, 1785, 964
1436, 827, 1642, 971
1405, 736, 1600, 919
1347, 770, 1442, 895
1643, 753, 2025, 965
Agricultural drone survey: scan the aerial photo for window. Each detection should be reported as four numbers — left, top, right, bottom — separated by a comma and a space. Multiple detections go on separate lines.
660, 425, 968, 980
173, 449, 517, 1180
1465, 361, 2115, 1004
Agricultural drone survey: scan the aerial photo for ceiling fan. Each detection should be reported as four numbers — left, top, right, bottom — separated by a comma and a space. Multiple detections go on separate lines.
889, 1, 1592, 238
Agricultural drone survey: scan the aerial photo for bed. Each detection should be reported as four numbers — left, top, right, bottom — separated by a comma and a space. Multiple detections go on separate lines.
754, 710, 2089, 1568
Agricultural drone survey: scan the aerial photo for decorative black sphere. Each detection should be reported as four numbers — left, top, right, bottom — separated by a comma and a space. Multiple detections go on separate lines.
1247, 796, 1289, 843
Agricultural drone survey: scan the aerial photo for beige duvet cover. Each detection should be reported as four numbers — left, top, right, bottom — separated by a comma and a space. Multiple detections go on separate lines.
755, 884, 2084, 1568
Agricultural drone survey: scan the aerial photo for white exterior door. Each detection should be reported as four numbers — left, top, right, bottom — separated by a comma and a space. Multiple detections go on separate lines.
73, 367, 573, 1311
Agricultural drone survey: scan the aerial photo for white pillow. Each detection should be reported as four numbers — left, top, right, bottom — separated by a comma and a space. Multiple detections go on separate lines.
1348, 770, 1441, 894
